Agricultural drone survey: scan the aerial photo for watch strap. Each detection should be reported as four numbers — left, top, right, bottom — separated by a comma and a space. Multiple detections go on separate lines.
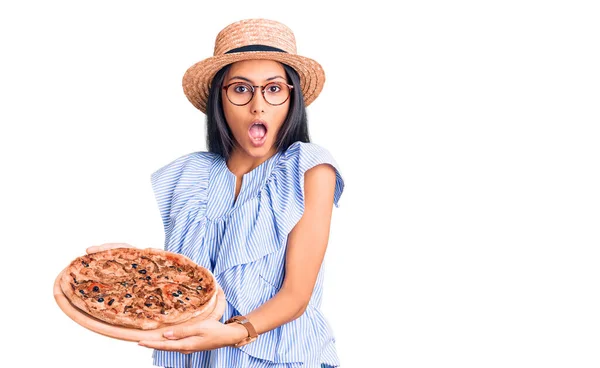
225, 315, 258, 347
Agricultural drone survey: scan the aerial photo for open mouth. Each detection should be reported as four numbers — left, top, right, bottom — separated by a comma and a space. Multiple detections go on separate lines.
248, 121, 268, 146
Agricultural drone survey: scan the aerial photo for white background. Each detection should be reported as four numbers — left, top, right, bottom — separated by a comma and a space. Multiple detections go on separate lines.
1, 1, 599, 367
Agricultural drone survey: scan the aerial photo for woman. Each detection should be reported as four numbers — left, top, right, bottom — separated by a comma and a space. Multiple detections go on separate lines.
89, 18, 344, 368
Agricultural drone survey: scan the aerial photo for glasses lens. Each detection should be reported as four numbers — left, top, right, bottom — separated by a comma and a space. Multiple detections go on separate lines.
263, 82, 290, 105
226, 83, 254, 105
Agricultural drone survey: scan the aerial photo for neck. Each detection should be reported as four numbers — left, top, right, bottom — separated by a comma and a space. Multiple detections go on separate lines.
227, 145, 278, 176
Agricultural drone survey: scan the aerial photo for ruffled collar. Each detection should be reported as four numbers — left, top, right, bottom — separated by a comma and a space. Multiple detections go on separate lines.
206, 151, 283, 219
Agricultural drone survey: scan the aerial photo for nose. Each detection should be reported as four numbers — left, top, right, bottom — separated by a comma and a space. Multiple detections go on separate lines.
249, 87, 267, 113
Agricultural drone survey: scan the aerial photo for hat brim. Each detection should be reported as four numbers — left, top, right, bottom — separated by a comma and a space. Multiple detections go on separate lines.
182, 51, 325, 114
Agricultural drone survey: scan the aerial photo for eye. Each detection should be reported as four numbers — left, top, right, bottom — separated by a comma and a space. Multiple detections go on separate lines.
232, 83, 252, 94
264, 83, 282, 93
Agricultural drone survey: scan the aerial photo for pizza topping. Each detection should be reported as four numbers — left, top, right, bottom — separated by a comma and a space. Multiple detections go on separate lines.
63, 248, 216, 330
142, 256, 160, 271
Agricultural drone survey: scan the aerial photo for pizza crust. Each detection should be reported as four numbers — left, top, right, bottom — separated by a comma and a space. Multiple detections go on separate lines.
60, 248, 217, 330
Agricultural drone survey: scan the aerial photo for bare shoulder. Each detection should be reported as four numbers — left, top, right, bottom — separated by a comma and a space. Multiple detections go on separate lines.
304, 164, 336, 200
305, 163, 336, 182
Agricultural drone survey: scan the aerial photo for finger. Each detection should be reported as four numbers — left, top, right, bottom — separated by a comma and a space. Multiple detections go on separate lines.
86, 243, 134, 254
163, 323, 204, 339
138, 338, 194, 352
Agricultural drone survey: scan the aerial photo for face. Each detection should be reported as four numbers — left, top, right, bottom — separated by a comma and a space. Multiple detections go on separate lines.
221, 59, 290, 159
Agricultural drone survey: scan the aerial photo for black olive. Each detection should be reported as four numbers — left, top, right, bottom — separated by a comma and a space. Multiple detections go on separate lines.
185, 297, 190, 301
139, 269, 147, 274
97, 298, 104, 303
172, 293, 179, 297
125, 294, 132, 298
81, 261, 89, 267
177, 268, 182, 272
177, 290, 182, 295
196, 286, 203, 291
79, 290, 85, 295
108, 299, 115, 306
145, 303, 152, 307
199, 278, 203, 282
93, 286, 99, 292
121, 282, 128, 287
164, 276, 169, 279
132, 263, 138, 268
146, 276, 151, 280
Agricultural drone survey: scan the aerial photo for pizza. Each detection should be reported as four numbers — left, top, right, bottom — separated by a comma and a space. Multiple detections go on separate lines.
60, 247, 217, 330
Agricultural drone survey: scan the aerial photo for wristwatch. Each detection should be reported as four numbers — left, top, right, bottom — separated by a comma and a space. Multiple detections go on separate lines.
225, 315, 258, 347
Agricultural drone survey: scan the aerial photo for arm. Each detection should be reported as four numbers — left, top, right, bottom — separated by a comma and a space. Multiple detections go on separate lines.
139, 164, 337, 351
244, 163, 337, 333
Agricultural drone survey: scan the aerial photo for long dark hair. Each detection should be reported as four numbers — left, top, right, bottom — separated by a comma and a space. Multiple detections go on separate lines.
205, 63, 309, 159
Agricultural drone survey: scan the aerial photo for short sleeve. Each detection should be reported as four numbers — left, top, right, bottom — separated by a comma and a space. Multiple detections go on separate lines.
268, 141, 344, 247
150, 152, 213, 237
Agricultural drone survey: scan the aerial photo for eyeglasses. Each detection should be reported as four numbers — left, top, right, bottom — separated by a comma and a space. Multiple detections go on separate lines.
222, 81, 294, 106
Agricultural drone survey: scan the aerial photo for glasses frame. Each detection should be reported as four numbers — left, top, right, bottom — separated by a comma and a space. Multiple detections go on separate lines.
222, 81, 294, 107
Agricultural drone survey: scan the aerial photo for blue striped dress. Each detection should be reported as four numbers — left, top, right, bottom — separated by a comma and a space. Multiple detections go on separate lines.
150, 141, 344, 368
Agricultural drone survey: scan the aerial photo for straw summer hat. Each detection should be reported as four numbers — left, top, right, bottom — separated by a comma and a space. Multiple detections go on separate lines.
182, 18, 326, 114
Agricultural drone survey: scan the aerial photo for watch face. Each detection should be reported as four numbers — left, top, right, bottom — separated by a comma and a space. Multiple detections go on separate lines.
227, 316, 247, 324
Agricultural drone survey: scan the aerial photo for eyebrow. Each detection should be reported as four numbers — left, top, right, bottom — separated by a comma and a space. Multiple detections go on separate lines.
228, 75, 287, 84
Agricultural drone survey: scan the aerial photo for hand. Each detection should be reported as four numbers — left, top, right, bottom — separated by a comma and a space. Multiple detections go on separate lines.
138, 319, 247, 353
86, 242, 135, 254
138, 288, 245, 353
